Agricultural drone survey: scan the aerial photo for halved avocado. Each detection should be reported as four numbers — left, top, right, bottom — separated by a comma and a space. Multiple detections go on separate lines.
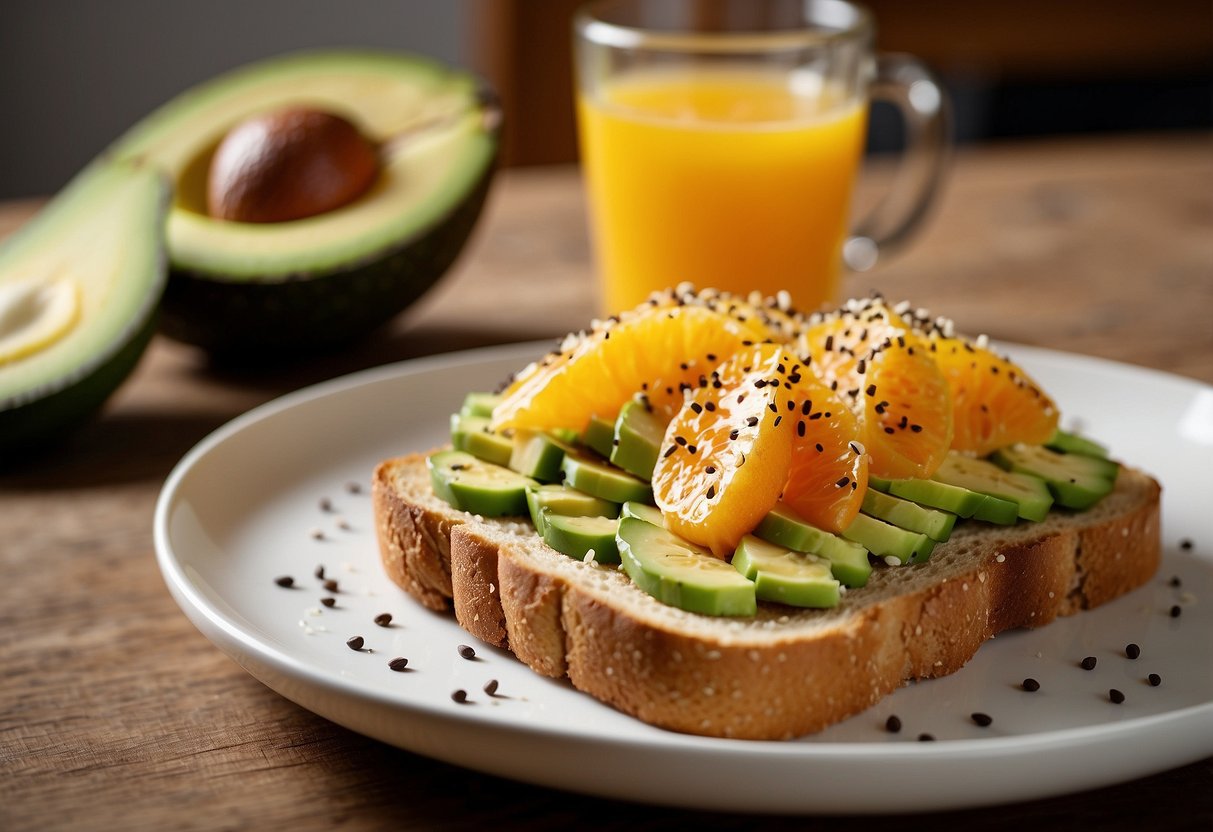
110, 50, 499, 355
0, 159, 168, 456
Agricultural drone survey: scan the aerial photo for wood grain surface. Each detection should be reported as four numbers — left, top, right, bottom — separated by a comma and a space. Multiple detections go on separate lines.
1, 133, 1211, 831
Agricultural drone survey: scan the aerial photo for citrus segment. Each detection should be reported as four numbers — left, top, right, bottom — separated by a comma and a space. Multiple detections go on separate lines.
796, 298, 952, 480
926, 334, 1059, 456
652, 344, 796, 557
780, 374, 868, 534
490, 302, 770, 434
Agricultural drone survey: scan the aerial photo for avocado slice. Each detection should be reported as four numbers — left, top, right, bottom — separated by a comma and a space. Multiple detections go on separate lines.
1045, 428, 1109, 459
525, 484, 618, 535
581, 414, 617, 459
543, 513, 621, 564
842, 514, 936, 565
617, 516, 757, 617
0, 160, 168, 457
931, 453, 1054, 522
991, 443, 1118, 510
561, 451, 654, 505
610, 398, 667, 480
861, 489, 956, 542
449, 413, 513, 467
109, 50, 499, 355
752, 504, 872, 587
509, 429, 574, 483
732, 536, 841, 609
427, 450, 535, 516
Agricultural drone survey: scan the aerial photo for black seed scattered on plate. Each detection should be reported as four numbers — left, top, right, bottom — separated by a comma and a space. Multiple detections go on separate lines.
388, 657, 409, 672
1169, 575, 1182, 587
1080, 656, 1097, 671
320, 597, 336, 608
917, 733, 935, 742
1179, 538, 1193, 550
346, 481, 363, 495
1170, 604, 1182, 618
1125, 643, 1141, 660
1109, 688, 1126, 704
971, 712, 993, 727
315, 565, 326, 580
458, 644, 476, 660
451, 689, 468, 704
324, 579, 339, 593
311, 529, 325, 541
274, 575, 294, 588
484, 679, 499, 696
1148, 673, 1162, 687
885, 715, 902, 733
346, 636, 365, 651
319, 497, 332, 512
1022, 677, 1041, 692
374, 613, 392, 627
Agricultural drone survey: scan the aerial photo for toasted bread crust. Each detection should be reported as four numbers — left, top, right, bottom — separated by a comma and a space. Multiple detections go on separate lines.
373, 453, 1161, 739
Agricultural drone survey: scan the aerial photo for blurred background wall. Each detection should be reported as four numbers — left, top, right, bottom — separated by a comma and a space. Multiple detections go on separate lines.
1, 0, 1210, 198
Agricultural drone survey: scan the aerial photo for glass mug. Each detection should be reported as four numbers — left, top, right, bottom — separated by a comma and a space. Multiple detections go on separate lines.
574, 0, 949, 314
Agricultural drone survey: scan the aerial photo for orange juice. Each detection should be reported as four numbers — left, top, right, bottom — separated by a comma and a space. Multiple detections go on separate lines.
577, 69, 867, 314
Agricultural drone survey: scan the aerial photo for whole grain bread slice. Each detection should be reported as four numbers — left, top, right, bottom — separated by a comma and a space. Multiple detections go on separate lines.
373, 452, 1160, 740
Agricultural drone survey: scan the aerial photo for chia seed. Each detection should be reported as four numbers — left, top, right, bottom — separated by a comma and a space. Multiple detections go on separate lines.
1022, 677, 1041, 692
346, 636, 365, 651
458, 644, 476, 660
885, 715, 902, 733
1080, 656, 1097, 670
1125, 643, 1141, 660
388, 657, 409, 671
1109, 688, 1126, 704
274, 576, 294, 588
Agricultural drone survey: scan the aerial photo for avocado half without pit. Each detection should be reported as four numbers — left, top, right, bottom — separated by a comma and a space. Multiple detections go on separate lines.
0, 160, 169, 456
111, 50, 500, 356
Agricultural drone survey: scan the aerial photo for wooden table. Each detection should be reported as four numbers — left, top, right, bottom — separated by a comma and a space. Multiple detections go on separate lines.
2, 133, 1211, 830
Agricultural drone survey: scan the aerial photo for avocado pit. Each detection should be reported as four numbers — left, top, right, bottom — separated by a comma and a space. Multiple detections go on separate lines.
206, 107, 380, 223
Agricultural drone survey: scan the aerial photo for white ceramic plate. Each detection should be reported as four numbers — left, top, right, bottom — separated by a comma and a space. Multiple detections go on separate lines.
154, 341, 1213, 815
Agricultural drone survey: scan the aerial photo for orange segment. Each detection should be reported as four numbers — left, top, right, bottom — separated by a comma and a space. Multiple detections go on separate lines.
653, 344, 796, 557
796, 298, 952, 480
927, 334, 1059, 456
490, 302, 771, 433
781, 375, 868, 534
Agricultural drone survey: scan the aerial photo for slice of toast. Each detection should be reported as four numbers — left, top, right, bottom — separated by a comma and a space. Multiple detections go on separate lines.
373, 452, 1160, 740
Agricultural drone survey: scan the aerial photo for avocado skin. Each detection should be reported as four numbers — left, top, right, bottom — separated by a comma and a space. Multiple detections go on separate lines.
0, 310, 158, 460
158, 166, 494, 357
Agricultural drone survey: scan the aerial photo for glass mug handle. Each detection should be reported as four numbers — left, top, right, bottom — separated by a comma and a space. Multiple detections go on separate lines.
843, 54, 951, 273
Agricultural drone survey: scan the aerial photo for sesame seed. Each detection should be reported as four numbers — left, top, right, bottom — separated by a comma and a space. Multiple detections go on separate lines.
320, 597, 336, 608
451, 689, 468, 704
1170, 604, 1182, 618
663, 445, 677, 458
706, 466, 716, 474
835, 476, 850, 488
747, 416, 758, 427
797, 421, 806, 437
1179, 538, 1193, 550
773, 416, 782, 427
705, 402, 716, 412
675, 435, 688, 446
706, 485, 716, 499
866, 384, 876, 396
484, 679, 499, 696
458, 644, 476, 660
314, 565, 326, 580
319, 498, 333, 512
388, 657, 409, 671
324, 579, 339, 593
1109, 688, 1126, 704
1169, 575, 1182, 587
917, 733, 935, 742
815, 443, 824, 452
1080, 656, 1097, 670
1022, 677, 1041, 692
690, 402, 703, 414
885, 715, 902, 733
971, 712, 993, 727
345, 482, 362, 495
687, 444, 697, 454
346, 636, 365, 651
374, 613, 393, 627
274, 576, 295, 588
730, 429, 740, 440
1125, 643, 1141, 660
1148, 673, 1162, 686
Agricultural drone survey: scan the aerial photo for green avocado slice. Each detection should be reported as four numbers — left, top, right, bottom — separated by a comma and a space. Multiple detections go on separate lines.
0, 160, 168, 456
109, 50, 499, 354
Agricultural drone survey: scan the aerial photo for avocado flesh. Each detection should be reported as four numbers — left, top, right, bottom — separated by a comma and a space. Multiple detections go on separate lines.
0, 160, 167, 454
109, 50, 498, 354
